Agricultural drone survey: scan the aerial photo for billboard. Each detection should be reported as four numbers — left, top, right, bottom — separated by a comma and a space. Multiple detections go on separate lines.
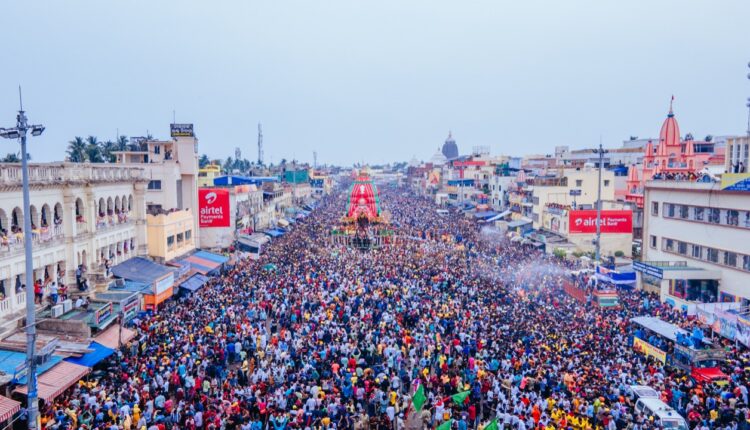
568, 210, 632, 234
170, 123, 194, 137
721, 173, 750, 192
199, 189, 231, 227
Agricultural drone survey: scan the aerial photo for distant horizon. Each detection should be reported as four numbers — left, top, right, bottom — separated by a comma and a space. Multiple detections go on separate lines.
2, 1, 749, 165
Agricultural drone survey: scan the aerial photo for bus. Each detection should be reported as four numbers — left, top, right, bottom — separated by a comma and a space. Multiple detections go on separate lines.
630, 316, 728, 385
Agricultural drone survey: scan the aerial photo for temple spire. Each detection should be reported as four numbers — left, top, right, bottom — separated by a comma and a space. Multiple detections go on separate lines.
669, 95, 675, 116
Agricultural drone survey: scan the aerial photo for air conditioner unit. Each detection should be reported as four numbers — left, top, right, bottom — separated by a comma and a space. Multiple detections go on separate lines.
51, 305, 64, 318
62, 299, 73, 313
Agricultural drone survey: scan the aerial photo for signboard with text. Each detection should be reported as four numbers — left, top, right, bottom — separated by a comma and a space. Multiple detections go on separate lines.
170, 123, 194, 137
721, 173, 750, 192
568, 210, 632, 234
199, 189, 231, 227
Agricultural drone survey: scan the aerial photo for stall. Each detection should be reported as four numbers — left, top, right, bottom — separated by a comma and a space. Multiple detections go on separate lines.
111, 257, 175, 312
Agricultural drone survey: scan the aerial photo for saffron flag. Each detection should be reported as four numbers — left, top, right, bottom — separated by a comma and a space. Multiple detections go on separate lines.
451, 390, 470, 405
437, 419, 452, 430
412, 384, 427, 412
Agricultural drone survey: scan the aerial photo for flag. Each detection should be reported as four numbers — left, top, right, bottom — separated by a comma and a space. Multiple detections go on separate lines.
412, 384, 427, 412
451, 390, 470, 405
437, 419, 452, 430
484, 419, 498, 430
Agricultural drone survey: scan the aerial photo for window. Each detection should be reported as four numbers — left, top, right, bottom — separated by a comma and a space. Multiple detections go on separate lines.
691, 244, 702, 259
185, 230, 192, 241
604, 180, 610, 187
651, 201, 659, 216
167, 235, 175, 250
154, 145, 160, 154
575, 179, 583, 187
693, 207, 704, 221
677, 241, 688, 255
666, 204, 675, 218
176, 233, 184, 243
650, 235, 657, 249
724, 251, 738, 268
744, 255, 750, 271
726, 210, 739, 226
706, 248, 719, 263
708, 208, 720, 224
148, 180, 162, 190
678, 205, 689, 219
664, 238, 675, 252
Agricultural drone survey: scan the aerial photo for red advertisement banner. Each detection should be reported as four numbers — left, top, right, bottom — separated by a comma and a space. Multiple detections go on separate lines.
568, 210, 632, 234
199, 189, 231, 227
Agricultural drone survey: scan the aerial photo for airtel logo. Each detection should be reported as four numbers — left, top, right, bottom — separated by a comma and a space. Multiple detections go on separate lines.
575, 219, 583, 226
205, 192, 217, 204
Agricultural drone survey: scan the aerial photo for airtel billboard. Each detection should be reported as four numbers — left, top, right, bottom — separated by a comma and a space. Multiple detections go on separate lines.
568, 210, 632, 234
199, 189, 230, 227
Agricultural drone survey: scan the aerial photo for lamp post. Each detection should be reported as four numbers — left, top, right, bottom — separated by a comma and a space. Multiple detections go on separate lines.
0, 89, 45, 430
592, 142, 609, 264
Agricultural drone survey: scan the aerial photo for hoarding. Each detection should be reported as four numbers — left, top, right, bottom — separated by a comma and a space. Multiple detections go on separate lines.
721, 173, 750, 192
568, 210, 632, 234
170, 123, 194, 137
633, 337, 667, 363
199, 188, 231, 227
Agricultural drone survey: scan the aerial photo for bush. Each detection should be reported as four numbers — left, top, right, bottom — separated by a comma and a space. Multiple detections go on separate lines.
553, 248, 567, 259
572, 251, 584, 258
614, 250, 625, 257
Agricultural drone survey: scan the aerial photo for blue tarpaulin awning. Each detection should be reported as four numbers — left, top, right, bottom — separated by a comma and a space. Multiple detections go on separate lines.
111, 257, 173, 285
507, 219, 532, 228
473, 211, 497, 219
264, 229, 283, 238
194, 250, 229, 264
64, 342, 114, 368
179, 274, 209, 292
0, 349, 63, 384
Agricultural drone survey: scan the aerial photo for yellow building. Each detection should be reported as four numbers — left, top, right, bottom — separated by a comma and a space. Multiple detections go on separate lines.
146, 209, 196, 263
198, 164, 222, 188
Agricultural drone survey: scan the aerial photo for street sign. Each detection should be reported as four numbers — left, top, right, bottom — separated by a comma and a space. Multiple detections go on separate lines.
569, 189, 582, 196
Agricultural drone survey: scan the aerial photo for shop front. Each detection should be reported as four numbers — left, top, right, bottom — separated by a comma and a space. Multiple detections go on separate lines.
634, 261, 721, 315
111, 257, 175, 312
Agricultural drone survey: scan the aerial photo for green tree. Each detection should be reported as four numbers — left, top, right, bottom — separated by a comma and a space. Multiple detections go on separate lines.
67, 136, 87, 162
1, 153, 20, 163
85, 136, 104, 163
199, 154, 210, 168
100, 140, 117, 162
116, 135, 129, 151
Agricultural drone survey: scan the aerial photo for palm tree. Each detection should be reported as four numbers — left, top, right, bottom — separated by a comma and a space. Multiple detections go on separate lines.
1, 153, 20, 163
100, 140, 117, 162
117, 135, 129, 151
199, 154, 210, 168
67, 137, 87, 162
223, 157, 234, 173
85, 136, 104, 163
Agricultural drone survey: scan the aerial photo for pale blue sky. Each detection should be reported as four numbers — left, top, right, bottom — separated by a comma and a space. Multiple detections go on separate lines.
2, 1, 749, 166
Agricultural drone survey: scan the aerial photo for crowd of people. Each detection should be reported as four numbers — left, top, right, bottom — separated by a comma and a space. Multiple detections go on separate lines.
30, 184, 750, 430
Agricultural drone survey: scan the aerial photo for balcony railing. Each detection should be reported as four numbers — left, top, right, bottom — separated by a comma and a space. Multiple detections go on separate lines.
0, 298, 11, 313
0, 163, 145, 186
76, 221, 89, 234
0, 228, 65, 257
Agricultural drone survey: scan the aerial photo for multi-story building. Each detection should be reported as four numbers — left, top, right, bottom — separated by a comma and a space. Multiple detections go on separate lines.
146, 208, 196, 264
638, 179, 750, 313
198, 164, 222, 188
0, 163, 147, 319
114, 125, 200, 247
530, 167, 615, 228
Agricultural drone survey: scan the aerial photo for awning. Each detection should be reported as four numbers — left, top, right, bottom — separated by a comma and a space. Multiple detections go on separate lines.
180, 273, 208, 292
473, 211, 498, 220
277, 218, 290, 227
177, 251, 227, 275
0, 395, 20, 423
263, 229, 284, 238
507, 219, 532, 228
0, 349, 62, 384
111, 257, 174, 285
95, 324, 137, 349
14, 362, 90, 402
64, 341, 114, 368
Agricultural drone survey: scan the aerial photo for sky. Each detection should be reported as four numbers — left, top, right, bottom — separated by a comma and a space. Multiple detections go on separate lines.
2, 1, 749, 166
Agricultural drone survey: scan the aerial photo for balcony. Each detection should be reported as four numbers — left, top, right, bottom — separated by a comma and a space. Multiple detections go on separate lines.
0, 226, 64, 257
0, 163, 145, 187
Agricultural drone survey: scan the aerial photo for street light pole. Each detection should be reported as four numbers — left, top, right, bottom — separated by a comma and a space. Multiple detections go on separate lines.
592, 141, 609, 263
1, 89, 45, 430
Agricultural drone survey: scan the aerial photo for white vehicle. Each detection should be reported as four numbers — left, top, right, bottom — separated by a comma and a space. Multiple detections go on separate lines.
436, 209, 449, 215
634, 398, 687, 430
626, 385, 660, 401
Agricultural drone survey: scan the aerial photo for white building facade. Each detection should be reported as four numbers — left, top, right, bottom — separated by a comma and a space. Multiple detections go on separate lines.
0, 163, 148, 319
641, 180, 750, 310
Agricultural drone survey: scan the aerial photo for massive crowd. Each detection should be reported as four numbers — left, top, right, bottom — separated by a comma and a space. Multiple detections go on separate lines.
31, 185, 750, 430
